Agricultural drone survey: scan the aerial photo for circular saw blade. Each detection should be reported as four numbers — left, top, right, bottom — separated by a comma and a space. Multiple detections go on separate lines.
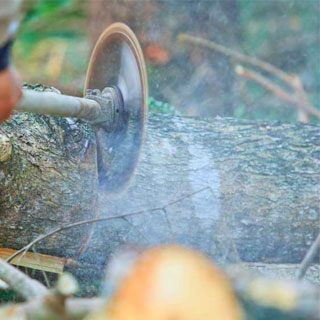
85, 23, 148, 196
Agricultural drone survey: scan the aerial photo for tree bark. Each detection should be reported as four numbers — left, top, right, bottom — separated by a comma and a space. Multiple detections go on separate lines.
87, 114, 319, 266
0, 85, 99, 259
0, 87, 319, 270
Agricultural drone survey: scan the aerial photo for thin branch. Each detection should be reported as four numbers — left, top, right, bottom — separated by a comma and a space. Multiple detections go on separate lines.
78, 191, 100, 258
290, 75, 320, 119
0, 259, 48, 300
7, 187, 210, 264
178, 33, 320, 121
121, 217, 150, 242
162, 208, 175, 241
297, 232, 320, 280
178, 33, 294, 86
235, 65, 296, 104
235, 66, 320, 120
6, 214, 146, 264
164, 186, 210, 208
32, 247, 50, 288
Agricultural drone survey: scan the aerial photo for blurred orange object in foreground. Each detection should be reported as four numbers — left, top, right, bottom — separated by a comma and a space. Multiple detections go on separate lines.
88, 245, 243, 320
144, 44, 170, 65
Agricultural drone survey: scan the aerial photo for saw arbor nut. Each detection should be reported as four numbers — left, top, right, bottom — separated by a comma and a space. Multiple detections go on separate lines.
85, 87, 124, 133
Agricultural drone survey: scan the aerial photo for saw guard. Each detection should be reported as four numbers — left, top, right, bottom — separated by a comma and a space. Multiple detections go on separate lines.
85, 23, 148, 196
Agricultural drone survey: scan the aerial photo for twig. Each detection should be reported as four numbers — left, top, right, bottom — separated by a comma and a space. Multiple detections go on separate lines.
165, 187, 210, 208
291, 75, 320, 120
32, 247, 51, 288
297, 232, 320, 280
0, 259, 48, 300
235, 65, 296, 104
78, 191, 100, 258
178, 33, 320, 122
178, 33, 293, 86
235, 66, 317, 120
235, 66, 320, 120
162, 207, 175, 241
7, 187, 210, 264
121, 217, 150, 242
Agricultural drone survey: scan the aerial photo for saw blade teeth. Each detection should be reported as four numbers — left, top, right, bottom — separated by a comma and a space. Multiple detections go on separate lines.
84, 23, 148, 197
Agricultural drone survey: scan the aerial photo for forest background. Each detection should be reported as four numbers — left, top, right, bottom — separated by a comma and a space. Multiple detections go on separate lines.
12, 0, 320, 123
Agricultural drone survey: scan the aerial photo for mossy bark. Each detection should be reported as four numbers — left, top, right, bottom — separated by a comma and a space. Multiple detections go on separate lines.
0, 87, 99, 258
0, 87, 319, 271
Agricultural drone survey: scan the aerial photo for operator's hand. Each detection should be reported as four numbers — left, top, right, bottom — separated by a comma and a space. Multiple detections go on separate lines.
0, 67, 22, 123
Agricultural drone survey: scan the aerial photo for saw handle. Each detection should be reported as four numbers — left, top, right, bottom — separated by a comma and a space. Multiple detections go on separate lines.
16, 89, 102, 121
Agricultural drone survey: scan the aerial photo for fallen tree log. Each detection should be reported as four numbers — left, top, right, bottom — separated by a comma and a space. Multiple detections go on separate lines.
0, 86, 319, 272
84, 114, 320, 267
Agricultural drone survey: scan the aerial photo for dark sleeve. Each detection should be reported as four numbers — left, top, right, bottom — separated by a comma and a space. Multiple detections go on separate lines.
0, 39, 13, 71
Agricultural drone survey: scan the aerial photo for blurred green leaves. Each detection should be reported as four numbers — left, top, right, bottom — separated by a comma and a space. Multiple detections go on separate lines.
148, 97, 178, 115
12, 0, 89, 88
18, 0, 85, 55
11, 0, 319, 121
238, 0, 319, 122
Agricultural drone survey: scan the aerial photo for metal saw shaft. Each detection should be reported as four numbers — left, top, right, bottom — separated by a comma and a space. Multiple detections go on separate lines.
17, 89, 100, 120
16, 87, 123, 132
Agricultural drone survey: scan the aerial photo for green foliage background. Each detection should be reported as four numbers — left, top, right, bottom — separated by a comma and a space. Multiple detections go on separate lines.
13, 0, 319, 122
238, 0, 319, 122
